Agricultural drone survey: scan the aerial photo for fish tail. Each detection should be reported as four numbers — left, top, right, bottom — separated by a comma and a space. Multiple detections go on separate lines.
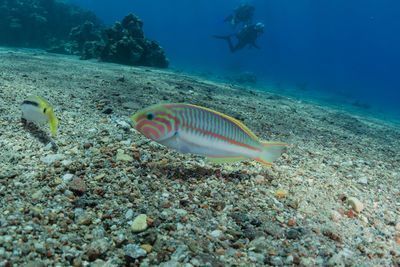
254, 142, 289, 166
47, 110, 59, 135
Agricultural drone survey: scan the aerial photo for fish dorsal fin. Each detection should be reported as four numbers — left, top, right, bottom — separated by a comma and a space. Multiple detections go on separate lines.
185, 103, 259, 141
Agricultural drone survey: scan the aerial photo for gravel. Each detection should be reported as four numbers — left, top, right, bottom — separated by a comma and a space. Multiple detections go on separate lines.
0, 47, 399, 266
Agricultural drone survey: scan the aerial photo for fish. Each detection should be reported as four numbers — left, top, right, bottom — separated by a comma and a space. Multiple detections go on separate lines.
21, 95, 59, 134
131, 103, 288, 166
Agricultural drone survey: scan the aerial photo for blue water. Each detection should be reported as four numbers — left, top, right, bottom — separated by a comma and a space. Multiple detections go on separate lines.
66, 0, 400, 120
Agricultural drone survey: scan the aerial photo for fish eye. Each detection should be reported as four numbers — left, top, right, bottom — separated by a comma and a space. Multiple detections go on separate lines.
147, 113, 154, 120
43, 108, 47, 113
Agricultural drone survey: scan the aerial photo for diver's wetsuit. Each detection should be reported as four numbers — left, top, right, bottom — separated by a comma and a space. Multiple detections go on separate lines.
213, 25, 261, 53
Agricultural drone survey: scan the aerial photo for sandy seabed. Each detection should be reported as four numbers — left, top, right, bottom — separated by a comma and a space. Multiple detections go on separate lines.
0, 47, 399, 266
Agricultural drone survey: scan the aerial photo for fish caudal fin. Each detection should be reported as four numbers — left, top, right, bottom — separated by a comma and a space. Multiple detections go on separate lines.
255, 142, 289, 166
47, 111, 58, 135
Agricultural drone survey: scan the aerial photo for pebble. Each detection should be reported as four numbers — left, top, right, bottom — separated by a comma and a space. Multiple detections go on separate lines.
94, 173, 106, 180
209, 229, 222, 239
131, 214, 148, 232
77, 212, 93, 225
249, 236, 267, 252
69, 177, 87, 195
40, 154, 65, 165
125, 209, 133, 220
117, 120, 131, 131
357, 177, 368, 184
141, 244, 152, 253
102, 107, 113, 114
124, 244, 147, 259
347, 197, 364, 212
116, 149, 133, 162
330, 210, 342, 222
31, 190, 42, 200
274, 188, 287, 198
395, 222, 400, 232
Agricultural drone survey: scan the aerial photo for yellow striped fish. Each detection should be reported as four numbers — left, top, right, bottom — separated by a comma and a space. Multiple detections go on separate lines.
21, 95, 58, 135
131, 103, 288, 166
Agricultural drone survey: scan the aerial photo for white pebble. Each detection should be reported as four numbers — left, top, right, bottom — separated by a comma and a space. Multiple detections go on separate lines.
209, 229, 222, 239
131, 214, 148, 233
357, 177, 368, 184
330, 210, 341, 222
347, 197, 364, 212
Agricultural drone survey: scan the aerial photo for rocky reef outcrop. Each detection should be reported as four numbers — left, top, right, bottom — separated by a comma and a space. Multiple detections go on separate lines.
0, 0, 102, 48
92, 14, 169, 68
0, 1, 168, 68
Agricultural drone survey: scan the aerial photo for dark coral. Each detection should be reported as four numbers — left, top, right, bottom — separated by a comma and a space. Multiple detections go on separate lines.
0, 2, 168, 68
0, 0, 102, 48
95, 13, 169, 68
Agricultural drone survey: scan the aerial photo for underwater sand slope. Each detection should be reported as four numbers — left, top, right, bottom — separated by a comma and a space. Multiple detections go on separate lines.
0, 47, 399, 266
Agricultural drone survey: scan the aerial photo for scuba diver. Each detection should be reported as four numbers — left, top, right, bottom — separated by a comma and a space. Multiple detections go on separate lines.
224, 4, 255, 28
213, 22, 265, 53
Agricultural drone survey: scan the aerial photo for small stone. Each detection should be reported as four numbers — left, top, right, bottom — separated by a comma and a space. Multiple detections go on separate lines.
249, 236, 267, 252
48, 212, 58, 223
40, 154, 64, 165
86, 246, 100, 261
347, 197, 364, 212
116, 149, 133, 162
92, 259, 107, 267
124, 244, 147, 259
357, 177, 368, 184
32, 190, 43, 200
102, 108, 113, 114
83, 143, 92, 149
24, 225, 34, 233
77, 212, 93, 225
94, 173, 106, 181
395, 222, 400, 232
209, 229, 222, 239
69, 177, 87, 196
125, 209, 133, 220
287, 219, 295, 226
131, 214, 148, 233
286, 229, 299, 239
285, 255, 294, 264
274, 188, 287, 198
330, 210, 341, 222
263, 223, 284, 238
141, 244, 152, 253
253, 175, 265, 184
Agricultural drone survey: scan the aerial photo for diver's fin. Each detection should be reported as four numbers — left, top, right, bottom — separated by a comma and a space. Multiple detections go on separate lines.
212, 35, 231, 40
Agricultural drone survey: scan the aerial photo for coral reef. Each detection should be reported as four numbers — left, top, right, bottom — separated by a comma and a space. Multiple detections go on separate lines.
0, 1, 168, 68
0, 0, 101, 48
93, 13, 169, 68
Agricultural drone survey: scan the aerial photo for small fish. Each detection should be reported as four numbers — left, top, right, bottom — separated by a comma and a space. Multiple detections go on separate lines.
131, 103, 288, 166
21, 95, 58, 134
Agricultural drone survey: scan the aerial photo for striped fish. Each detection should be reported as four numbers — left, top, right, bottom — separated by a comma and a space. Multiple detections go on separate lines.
21, 95, 58, 135
131, 103, 288, 166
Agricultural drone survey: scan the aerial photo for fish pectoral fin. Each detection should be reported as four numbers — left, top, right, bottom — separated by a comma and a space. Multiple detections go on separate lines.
206, 156, 248, 164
